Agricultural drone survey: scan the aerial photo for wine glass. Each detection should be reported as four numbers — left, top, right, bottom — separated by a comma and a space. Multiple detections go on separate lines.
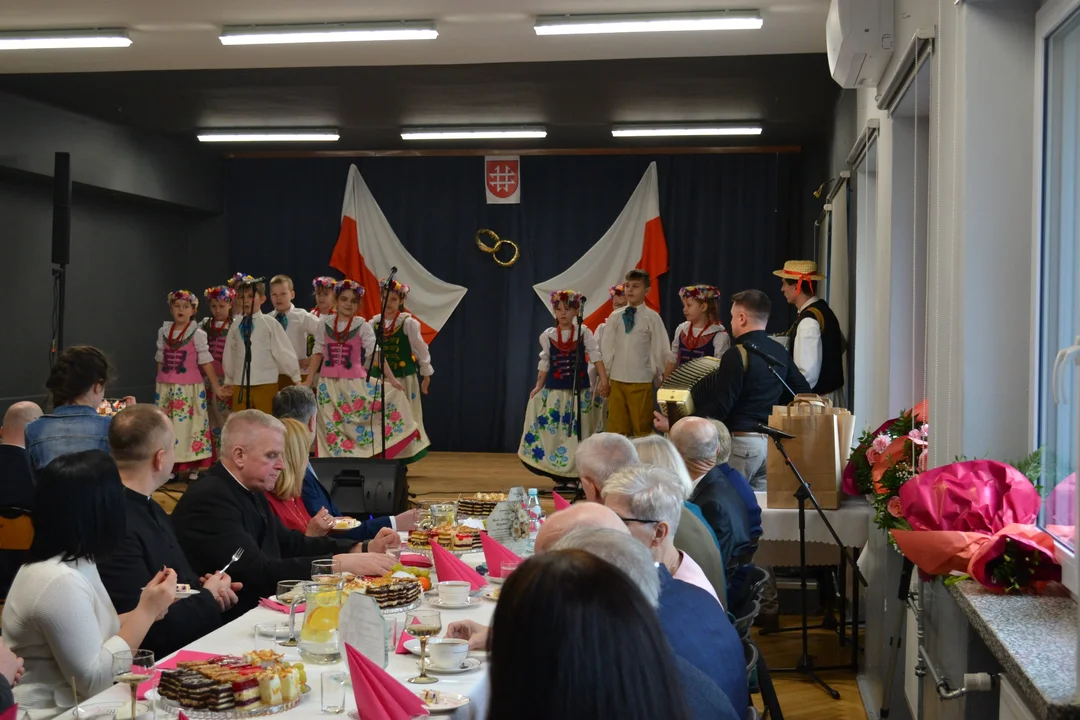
276, 579, 306, 647
113, 649, 154, 720
404, 610, 442, 685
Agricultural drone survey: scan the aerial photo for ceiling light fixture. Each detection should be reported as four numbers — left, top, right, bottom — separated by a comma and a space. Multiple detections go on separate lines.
0, 28, 131, 50
401, 127, 547, 140
534, 11, 762, 36
611, 125, 763, 138
197, 129, 340, 143
220, 21, 437, 46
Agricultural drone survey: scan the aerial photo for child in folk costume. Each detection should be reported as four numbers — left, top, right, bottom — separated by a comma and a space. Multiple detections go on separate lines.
599, 269, 670, 438
305, 279, 419, 458
306, 277, 338, 365
369, 278, 433, 463
199, 285, 236, 455
268, 274, 321, 384
155, 290, 227, 479
222, 277, 301, 414
663, 284, 731, 379
519, 290, 609, 478
227, 272, 248, 318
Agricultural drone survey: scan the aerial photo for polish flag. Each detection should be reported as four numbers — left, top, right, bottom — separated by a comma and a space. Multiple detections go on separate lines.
533, 162, 668, 329
330, 165, 467, 343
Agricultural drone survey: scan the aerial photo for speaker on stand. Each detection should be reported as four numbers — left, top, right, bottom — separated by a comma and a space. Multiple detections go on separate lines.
51, 152, 71, 362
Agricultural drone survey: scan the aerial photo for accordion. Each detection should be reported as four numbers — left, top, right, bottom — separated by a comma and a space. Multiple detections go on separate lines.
657, 356, 723, 423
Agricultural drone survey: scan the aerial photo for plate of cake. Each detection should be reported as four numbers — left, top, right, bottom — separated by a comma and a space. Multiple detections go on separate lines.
332, 517, 360, 530
342, 576, 423, 614
154, 655, 308, 718
406, 524, 482, 555
456, 493, 507, 518
416, 690, 470, 713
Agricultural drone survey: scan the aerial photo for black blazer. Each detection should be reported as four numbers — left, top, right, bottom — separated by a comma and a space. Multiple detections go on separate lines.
172, 463, 353, 613
689, 465, 754, 572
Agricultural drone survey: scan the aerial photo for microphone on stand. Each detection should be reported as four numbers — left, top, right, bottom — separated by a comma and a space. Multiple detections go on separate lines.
755, 423, 795, 440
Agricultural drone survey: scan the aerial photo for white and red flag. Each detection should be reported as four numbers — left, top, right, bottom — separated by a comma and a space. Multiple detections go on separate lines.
330, 165, 467, 343
485, 156, 521, 204
533, 162, 668, 329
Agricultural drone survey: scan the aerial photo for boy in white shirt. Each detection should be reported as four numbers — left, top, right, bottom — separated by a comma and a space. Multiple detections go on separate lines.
223, 278, 301, 415
599, 269, 670, 438
268, 275, 321, 384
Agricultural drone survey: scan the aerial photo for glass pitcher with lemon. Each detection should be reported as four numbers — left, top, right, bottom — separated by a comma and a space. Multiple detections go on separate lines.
299, 581, 342, 664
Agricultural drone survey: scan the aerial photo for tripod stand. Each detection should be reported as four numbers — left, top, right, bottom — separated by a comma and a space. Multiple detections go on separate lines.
768, 433, 868, 700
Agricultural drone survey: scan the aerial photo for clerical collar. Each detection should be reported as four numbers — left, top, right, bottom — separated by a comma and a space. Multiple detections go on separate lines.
222, 464, 253, 493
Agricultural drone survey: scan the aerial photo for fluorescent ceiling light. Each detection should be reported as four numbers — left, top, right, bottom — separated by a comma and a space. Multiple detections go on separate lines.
612, 125, 763, 138
220, 21, 437, 46
197, 129, 340, 143
0, 28, 131, 50
401, 127, 547, 140
535, 11, 762, 36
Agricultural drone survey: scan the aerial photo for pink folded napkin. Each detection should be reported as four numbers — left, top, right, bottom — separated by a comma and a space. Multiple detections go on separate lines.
0, 705, 16, 720
400, 554, 433, 568
346, 643, 429, 720
138, 651, 219, 698
178, 713, 190, 720
395, 617, 421, 654
552, 492, 572, 511
480, 532, 523, 579
259, 598, 306, 613
429, 542, 486, 591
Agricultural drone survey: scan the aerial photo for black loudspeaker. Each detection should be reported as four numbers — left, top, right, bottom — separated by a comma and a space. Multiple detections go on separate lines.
52, 152, 71, 266
308, 457, 409, 518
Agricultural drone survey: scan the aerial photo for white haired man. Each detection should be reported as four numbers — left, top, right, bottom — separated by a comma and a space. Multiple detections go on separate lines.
574, 432, 638, 501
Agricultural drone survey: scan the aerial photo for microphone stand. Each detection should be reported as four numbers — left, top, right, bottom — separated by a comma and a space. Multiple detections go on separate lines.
240, 289, 256, 410
767, 432, 868, 699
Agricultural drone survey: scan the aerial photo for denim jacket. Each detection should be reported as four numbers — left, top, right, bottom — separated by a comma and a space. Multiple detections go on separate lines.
24, 405, 112, 469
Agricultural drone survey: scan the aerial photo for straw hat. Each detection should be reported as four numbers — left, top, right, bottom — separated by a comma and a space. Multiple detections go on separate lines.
773, 260, 825, 281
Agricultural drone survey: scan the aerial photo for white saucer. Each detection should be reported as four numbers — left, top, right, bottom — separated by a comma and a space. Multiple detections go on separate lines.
402, 638, 426, 657
486, 575, 506, 585
416, 691, 470, 712
427, 596, 475, 609
416, 657, 482, 674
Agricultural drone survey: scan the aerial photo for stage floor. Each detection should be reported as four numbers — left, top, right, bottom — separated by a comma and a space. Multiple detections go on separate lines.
408, 451, 568, 513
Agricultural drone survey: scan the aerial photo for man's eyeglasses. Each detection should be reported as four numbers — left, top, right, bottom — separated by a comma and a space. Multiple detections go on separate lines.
616, 515, 660, 525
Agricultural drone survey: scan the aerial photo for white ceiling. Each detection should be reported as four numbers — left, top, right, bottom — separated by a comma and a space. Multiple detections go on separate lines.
0, 0, 828, 74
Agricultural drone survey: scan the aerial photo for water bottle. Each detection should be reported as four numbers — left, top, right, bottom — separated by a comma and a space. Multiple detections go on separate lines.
525, 488, 545, 552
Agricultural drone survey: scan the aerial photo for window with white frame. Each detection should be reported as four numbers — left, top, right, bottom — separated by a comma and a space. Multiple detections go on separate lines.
1037, 5, 1080, 553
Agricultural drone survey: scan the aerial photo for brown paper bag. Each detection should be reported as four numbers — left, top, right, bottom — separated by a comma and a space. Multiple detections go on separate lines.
765, 395, 855, 509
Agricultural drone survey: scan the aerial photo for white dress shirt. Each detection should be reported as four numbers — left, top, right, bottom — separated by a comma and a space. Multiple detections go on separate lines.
792, 296, 824, 388
668, 321, 731, 363
154, 322, 213, 366
536, 325, 601, 372
222, 312, 301, 386
269, 304, 321, 363
599, 304, 669, 383
369, 313, 434, 377
3, 557, 130, 718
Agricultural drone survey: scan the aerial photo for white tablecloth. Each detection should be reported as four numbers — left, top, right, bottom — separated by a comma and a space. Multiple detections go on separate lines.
754, 492, 872, 568
60, 550, 495, 720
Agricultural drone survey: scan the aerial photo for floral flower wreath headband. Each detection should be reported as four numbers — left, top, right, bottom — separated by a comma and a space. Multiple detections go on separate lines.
334, 279, 366, 297
312, 276, 338, 292
550, 289, 585, 311
679, 285, 720, 302
167, 290, 199, 307
380, 278, 410, 298
228, 272, 256, 288
203, 285, 236, 303
609, 284, 625, 298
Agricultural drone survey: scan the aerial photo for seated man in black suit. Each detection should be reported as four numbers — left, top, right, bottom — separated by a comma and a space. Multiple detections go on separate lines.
0, 402, 42, 510
172, 410, 396, 615
98, 405, 242, 657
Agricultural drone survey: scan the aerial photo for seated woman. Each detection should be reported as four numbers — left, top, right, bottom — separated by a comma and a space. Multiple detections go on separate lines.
23, 347, 136, 469
265, 418, 337, 536
487, 549, 696, 720
2, 450, 177, 718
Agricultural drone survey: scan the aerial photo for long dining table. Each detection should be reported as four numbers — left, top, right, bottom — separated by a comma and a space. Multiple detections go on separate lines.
59, 546, 496, 720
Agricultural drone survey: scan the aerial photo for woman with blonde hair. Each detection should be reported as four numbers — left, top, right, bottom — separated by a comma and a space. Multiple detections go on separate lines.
264, 418, 336, 537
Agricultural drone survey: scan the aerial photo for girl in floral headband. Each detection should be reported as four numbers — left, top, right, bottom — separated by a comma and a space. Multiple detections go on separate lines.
663, 284, 730, 380
200, 285, 236, 454
156, 290, 227, 478
519, 289, 609, 479
369, 276, 432, 462
305, 278, 419, 459
310, 276, 338, 318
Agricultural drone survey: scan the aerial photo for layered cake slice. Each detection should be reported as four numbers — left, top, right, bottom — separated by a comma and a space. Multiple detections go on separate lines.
457, 492, 506, 517
343, 576, 422, 610
232, 677, 261, 709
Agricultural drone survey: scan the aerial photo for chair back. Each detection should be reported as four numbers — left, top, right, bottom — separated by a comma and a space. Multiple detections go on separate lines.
0, 507, 33, 602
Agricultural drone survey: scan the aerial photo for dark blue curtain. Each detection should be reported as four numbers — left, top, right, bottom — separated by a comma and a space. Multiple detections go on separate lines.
225, 153, 804, 452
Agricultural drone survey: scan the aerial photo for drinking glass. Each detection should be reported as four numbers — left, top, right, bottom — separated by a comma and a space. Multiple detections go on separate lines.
320, 671, 348, 714
311, 559, 339, 584
404, 610, 442, 685
254, 622, 288, 652
113, 649, 154, 720
500, 561, 520, 580
276, 580, 306, 647
429, 503, 456, 528
415, 501, 433, 531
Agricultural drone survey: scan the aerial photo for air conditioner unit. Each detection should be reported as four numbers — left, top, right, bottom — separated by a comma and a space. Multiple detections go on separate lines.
826, 0, 895, 89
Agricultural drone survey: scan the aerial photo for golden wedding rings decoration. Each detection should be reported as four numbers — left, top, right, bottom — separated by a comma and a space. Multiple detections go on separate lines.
475, 229, 519, 268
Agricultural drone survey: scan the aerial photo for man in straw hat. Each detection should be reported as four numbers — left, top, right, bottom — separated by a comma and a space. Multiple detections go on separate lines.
775, 260, 846, 408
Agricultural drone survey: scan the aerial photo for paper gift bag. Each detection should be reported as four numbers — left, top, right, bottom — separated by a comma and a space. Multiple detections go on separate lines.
766, 395, 855, 510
